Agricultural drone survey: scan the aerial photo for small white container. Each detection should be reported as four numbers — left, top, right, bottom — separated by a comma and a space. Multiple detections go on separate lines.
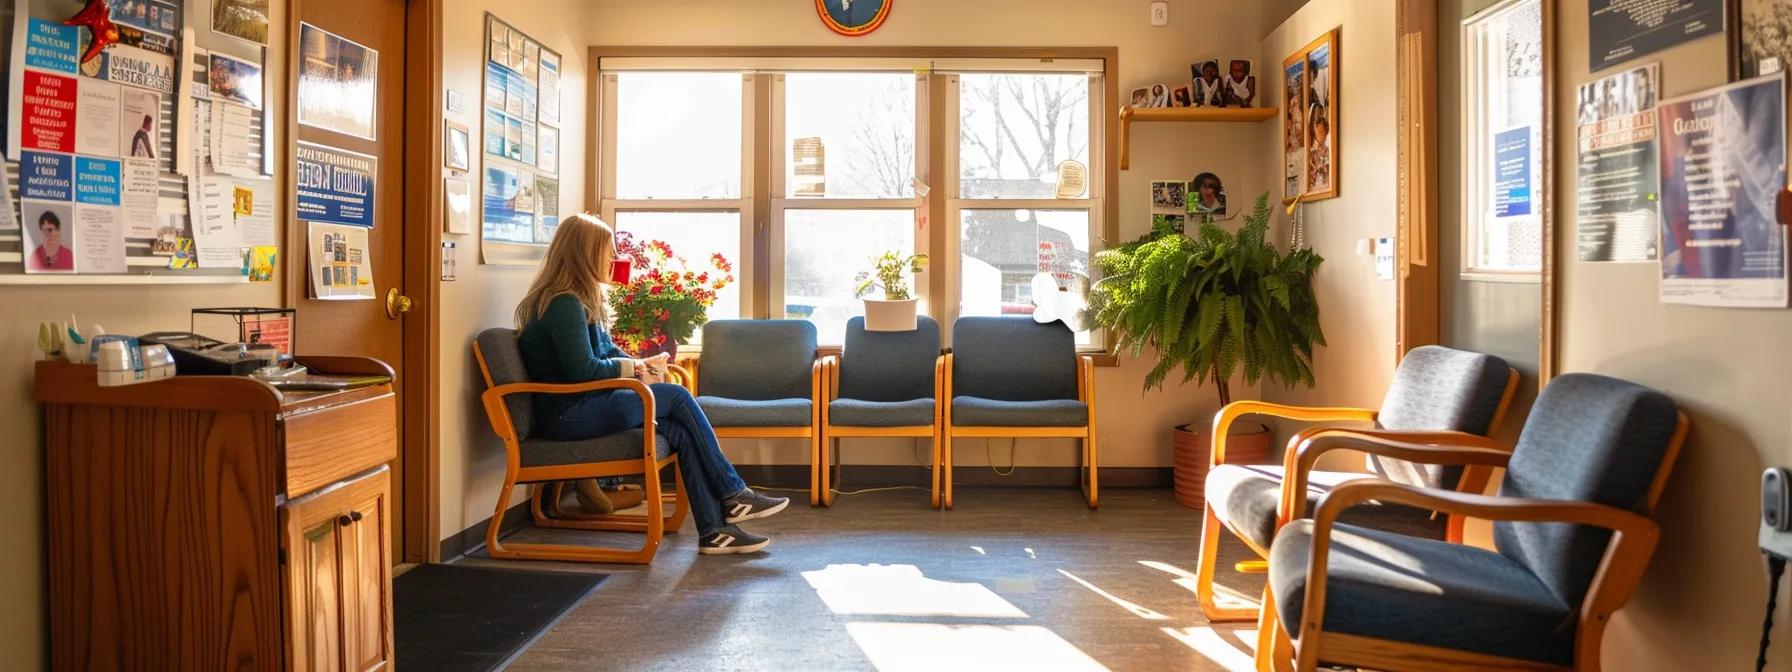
863, 298, 919, 332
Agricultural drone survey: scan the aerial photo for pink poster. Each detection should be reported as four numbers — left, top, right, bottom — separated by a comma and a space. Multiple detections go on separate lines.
22, 71, 77, 152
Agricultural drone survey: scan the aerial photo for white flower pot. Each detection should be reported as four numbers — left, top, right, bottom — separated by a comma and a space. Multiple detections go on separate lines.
863, 298, 919, 332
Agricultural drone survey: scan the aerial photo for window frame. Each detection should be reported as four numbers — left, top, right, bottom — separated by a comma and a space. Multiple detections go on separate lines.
1459, 0, 1545, 282
589, 47, 1121, 356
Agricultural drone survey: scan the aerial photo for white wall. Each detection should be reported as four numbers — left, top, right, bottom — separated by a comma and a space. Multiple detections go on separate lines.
437, 0, 592, 543
1556, 2, 1790, 667
1258, 1, 1399, 422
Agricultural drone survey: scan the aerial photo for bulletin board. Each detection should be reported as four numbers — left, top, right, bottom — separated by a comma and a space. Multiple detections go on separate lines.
0, 0, 274, 283
480, 13, 561, 265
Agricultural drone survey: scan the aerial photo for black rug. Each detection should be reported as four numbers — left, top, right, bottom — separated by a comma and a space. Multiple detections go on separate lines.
395, 563, 606, 672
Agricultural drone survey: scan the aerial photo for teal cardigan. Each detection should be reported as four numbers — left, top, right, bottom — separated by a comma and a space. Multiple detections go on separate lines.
517, 294, 635, 422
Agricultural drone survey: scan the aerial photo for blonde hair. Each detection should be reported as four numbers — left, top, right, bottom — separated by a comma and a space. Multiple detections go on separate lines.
515, 213, 617, 329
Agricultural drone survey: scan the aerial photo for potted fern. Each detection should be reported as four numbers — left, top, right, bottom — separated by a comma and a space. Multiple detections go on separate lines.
1086, 192, 1324, 508
855, 251, 928, 331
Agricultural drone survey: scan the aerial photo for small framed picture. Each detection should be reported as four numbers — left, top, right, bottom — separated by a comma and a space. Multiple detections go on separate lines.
1170, 84, 1194, 108
444, 121, 471, 172
1149, 83, 1171, 107
1150, 180, 1188, 209
1130, 87, 1152, 108
1190, 59, 1224, 107
1223, 59, 1258, 108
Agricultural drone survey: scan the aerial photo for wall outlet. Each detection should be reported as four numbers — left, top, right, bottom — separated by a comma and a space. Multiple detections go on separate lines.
1763, 468, 1792, 559
1149, 1, 1169, 26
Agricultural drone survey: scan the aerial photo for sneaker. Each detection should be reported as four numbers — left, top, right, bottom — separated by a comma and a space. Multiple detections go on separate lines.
723, 488, 790, 524
698, 525, 770, 555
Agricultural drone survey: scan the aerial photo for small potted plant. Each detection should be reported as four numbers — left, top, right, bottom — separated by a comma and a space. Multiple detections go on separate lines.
855, 251, 928, 332
608, 232, 735, 359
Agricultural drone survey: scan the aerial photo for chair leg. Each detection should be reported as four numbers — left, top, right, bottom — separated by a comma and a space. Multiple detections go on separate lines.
810, 431, 822, 507
822, 437, 838, 507
941, 431, 954, 509
487, 467, 669, 565
1082, 432, 1099, 509
1197, 506, 1260, 622
1254, 584, 1294, 672
930, 430, 942, 509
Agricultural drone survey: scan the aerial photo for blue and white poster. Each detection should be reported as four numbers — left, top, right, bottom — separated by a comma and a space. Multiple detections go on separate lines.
1657, 74, 1787, 308
1492, 126, 1532, 218
20, 151, 73, 201
482, 164, 535, 244
295, 142, 376, 227
74, 157, 121, 206
24, 19, 79, 74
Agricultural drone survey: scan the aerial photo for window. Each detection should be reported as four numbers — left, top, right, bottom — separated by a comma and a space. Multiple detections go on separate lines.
600, 58, 1105, 346
1461, 0, 1543, 276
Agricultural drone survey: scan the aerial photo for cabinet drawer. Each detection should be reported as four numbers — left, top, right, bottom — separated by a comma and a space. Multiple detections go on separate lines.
284, 394, 396, 498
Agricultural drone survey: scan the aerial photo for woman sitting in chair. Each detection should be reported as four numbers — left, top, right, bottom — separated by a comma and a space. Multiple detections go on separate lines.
515, 214, 788, 555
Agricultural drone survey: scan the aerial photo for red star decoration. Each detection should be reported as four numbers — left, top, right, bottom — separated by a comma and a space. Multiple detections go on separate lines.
64, 0, 119, 65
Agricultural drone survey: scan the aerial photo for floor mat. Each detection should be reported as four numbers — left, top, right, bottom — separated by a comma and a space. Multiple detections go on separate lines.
395, 563, 606, 672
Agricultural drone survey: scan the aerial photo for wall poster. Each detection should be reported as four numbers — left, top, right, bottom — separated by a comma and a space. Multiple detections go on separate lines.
297, 23, 378, 140
1575, 63, 1660, 262
1280, 28, 1339, 202
1656, 74, 1787, 308
295, 142, 376, 228
480, 13, 562, 264
1587, 0, 1724, 71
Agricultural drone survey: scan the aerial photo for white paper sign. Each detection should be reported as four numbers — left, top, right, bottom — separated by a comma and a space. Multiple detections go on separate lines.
210, 101, 257, 177
73, 204, 125, 273
233, 179, 276, 247
121, 158, 158, 237
119, 88, 160, 161
193, 176, 242, 267
76, 79, 121, 157
107, 44, 178, 95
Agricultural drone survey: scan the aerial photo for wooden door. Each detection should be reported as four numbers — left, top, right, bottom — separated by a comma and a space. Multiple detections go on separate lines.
288, 0, 413, 561
342, 470, 395, 672
283, 480, 350, 671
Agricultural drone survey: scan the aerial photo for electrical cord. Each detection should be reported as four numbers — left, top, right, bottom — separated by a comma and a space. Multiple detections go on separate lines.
1761, 555, 1785, 672
988, 438, 1017, 476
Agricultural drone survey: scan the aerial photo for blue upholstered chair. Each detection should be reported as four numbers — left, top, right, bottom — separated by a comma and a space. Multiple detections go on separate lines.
1195, 345, 1518, 622
472, 328, 691, 564
686, 320, 827, 505
1260, 373, 1688, 671
819, 316, 944, 507
941, 316, 1097, 509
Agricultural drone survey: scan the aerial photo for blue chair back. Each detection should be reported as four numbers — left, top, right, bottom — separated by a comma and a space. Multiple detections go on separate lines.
1372, 345, 1513, 488
839, 316, 940, 402
475, 327, 535, 440
698, 320, 818, 400
950, 316, 1077, 401
1495, 373, 1680, 609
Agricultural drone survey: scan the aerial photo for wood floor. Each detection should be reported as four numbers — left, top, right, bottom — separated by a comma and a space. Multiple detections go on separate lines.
458, 486, 1269, 671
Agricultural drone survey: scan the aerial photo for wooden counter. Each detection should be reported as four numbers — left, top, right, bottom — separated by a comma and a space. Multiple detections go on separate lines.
38, 356, 397, 671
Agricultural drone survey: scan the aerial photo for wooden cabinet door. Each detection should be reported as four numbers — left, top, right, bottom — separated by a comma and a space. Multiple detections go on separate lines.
283, 466, 392, 672
283, 485, 350, 671
342, 470, 394, 672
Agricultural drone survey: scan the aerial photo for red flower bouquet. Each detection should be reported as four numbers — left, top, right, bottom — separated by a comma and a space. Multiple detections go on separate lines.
608, 231, 735, 358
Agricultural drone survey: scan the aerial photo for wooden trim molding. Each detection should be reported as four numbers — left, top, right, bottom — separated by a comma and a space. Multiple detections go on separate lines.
1395, 0, 1440, 360
1538, 0, 1559, 385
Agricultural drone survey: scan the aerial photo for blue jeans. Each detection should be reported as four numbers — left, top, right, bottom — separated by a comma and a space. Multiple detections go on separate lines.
540, 383, 747, 536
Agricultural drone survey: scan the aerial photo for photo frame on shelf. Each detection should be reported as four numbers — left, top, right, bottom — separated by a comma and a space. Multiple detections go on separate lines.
1282, 28, 1340, 202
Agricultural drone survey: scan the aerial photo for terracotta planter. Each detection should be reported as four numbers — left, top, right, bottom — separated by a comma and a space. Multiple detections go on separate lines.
1171, 421, 1271, 510
863, 298, 919, 331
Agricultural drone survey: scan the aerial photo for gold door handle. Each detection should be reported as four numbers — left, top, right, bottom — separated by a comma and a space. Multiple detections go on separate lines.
386, 288, 413, 319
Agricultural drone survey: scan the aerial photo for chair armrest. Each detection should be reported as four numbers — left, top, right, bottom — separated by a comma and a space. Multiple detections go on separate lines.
480, 377, 653, 444
663, 363, 694, 392
819, 355, 841, 402
1077, 355, 1096, 406
1281, 428, 1508, 523
1296, 480, 1661, 648
941, 353, 955, 426
1209, 400, 1378, 466
677, 356, 700, 394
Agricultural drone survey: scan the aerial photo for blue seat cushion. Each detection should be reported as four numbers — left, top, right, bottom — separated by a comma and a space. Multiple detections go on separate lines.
1205, 465, 1449, 552
951, 396, 1087, 427
1270, 520, 1575, 667
829, 398, 934, 427
698, 396, 813, 427
520, 429, 671, 468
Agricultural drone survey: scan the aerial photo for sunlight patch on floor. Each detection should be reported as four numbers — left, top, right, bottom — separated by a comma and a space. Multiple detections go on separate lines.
1162, 625, 1258, 672
1055, 569, 1168, 620
847, 623, 1110, 672
802, 564, 1028, 618
1138, 560, 1260, 609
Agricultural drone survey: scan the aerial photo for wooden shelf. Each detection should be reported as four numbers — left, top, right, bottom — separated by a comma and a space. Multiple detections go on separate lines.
1118, 105, 1279, 169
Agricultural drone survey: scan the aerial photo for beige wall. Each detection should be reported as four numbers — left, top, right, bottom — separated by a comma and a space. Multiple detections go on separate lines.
437, 0, 593, 542
1258, 1, 1399, 425
0, 2, 291, 666
1555, 2, 1790, 667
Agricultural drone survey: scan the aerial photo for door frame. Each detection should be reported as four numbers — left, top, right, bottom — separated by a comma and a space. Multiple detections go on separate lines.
281, 0, 444, 565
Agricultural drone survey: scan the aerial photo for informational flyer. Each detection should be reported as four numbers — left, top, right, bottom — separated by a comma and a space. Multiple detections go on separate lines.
193, 177, 243, 268
20, 200, 75, 274
308, 221, 375, 300
21, 151, 74, 201
24, 18, 80, 74
73, 205, 125, 273
538, 51, 560, 126
1492, 126, 1533, 218
1587, 0, 1724, 71
119, 88, 161, 160
1576, 63, 1660, 262
295, 142, 376, 227
107, 44, 178, 95
121, 159, 159, 237
210, 101, 258, 176
74, 157, 122, 206
1656, 74, 1788, 308
74, 80, 121, 157
22, 71, 78, 153
232, 179, 276, 246
482, 163, 534, 243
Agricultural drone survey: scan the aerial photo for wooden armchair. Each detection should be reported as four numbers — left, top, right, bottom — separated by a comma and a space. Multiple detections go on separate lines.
940, 316, 1097, 509
818, 316, 944, 507
1197, 345, 1518, 621
1258, 373, 1690, 672
472, 328, 690, 564
685, 320, 827, 506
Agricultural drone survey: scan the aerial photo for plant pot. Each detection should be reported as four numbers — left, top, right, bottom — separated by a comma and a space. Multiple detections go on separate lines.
1171, 421, 1272, 510
636, 337, 678, 361
863, 298, 919, 332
